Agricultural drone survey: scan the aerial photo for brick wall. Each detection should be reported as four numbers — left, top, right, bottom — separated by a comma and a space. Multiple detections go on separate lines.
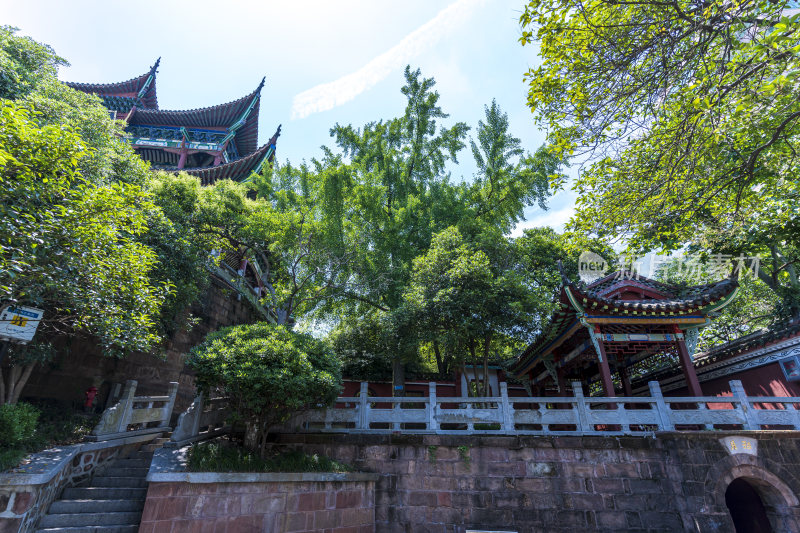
274, 432, 800, 533
138, 479, 375, 533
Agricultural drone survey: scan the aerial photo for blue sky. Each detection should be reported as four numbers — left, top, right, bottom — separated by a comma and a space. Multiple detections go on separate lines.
2, 0, 577, 233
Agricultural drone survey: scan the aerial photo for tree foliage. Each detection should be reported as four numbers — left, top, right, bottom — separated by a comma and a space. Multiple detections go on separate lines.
0, 102, 164, 350
403, 226, 537, 393
0, 27, 223, 402
187, 322, 341, 456
265, 67, 566, 388
656, 256, 781, 351
520, 0, 800, 317
0, 26, 65, 101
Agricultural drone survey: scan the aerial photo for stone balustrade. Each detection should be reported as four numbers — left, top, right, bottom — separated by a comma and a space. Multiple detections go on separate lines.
89, 380, 178, 441
168, 394, 230, 447
292, 380, 800, 436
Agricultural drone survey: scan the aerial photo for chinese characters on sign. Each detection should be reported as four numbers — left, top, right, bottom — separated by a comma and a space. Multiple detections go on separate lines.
720, 436, 758, 457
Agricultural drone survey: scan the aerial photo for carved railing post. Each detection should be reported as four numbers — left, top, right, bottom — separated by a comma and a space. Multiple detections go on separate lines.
428, 382, 438, 432
117, 380, 137, 432
648, 381, 674, 431
92, 380, 137, 437
731, 380, 758, 430
359, 382, 369, 430
171, 393, 203, 443
500, 382, 514, 433
104, 382, 121, 409
571, 381, 589, 433
161, 382, 179, 427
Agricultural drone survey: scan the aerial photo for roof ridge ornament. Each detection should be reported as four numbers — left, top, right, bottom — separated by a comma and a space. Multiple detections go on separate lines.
137, 58, 160, 101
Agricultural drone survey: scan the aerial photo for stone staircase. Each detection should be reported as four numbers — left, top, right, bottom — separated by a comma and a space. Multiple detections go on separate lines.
36, 436, 168, 533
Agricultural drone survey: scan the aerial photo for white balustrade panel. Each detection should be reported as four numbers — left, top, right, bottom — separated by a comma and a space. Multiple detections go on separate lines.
292, 380, 800, 436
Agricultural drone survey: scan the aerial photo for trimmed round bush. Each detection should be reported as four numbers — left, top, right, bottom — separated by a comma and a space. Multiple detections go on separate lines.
187, 322, 341, 456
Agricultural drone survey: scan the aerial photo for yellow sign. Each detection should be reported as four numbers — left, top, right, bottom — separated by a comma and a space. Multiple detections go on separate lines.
9, 315, 27, 327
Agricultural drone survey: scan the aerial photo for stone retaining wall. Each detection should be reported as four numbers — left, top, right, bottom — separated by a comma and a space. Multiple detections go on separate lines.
274, 431, 800, 532
139, 471, 377, 532
0, 433, 161, 533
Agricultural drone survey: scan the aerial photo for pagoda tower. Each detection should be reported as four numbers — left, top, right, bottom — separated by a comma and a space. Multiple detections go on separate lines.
65, 59, 281, 184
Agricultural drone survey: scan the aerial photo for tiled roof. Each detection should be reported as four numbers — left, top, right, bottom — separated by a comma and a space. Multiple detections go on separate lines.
180, 126, 281, 185
100, 95, 142, 113
586, 272, 676, 298
65, 58, 160, 110
509, 264, 739, 377
562, 268, 738, 315
693, 320, 800, 367
128, 79, 263, 155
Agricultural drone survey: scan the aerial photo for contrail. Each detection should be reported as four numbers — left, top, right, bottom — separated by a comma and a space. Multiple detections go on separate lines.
291, 0, 485, 120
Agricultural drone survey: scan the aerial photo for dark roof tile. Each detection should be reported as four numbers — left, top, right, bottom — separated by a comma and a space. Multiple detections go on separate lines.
65, 58, 159, 110
128, 79, 263, 155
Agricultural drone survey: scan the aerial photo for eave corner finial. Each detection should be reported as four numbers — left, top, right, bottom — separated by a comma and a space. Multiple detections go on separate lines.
269, 124, 282, 146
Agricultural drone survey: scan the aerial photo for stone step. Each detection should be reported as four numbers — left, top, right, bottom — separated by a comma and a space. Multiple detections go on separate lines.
39, 512, 141, 528
109, 458, 149, 469
90, 477, 148, 489
37, 526, 139, 533
48, 500, 144, 515
61, 487, 147, 500
101, 467, 149, 478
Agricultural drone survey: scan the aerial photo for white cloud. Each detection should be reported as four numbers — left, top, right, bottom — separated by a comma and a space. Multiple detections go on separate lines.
509, 206, 575, 238
290, 0, 485, 119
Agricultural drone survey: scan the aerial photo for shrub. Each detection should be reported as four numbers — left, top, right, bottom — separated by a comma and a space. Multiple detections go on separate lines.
187, 441, 351, 473
0, 402, 39, 448
187, 322, 342, 457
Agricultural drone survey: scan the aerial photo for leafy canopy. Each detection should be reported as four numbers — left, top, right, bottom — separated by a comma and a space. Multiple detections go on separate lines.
0, 101, 164, 353
520, 0, 800, 316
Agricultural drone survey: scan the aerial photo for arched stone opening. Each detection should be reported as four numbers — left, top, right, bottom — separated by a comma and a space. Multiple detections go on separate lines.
725, 477, 772, 533
708, 459, 800, 533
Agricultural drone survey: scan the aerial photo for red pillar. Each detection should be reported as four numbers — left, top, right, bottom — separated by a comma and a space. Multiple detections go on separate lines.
674, 326, 703, 396
556, 366, 568, 397
618, 363, 633, 397
594, 326, 616, 397
177, 138, 188, 169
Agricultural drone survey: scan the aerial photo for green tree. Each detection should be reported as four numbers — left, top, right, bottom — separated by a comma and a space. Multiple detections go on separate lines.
520, 0, 800, 317
272, 68, 561, 390
0, 26, 65, 100
0, 101, 166, 402
187, 322, 341, 457
656, 256, 781, 351
466, 99, 555, 234
404, 226, 556, 394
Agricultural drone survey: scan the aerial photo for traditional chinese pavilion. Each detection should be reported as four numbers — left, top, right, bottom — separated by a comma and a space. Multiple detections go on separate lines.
510, 265, 740, 397
65, 59, 281, 184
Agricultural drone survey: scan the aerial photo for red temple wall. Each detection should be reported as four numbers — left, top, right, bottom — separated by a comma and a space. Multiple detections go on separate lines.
668, 361, 800, 398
